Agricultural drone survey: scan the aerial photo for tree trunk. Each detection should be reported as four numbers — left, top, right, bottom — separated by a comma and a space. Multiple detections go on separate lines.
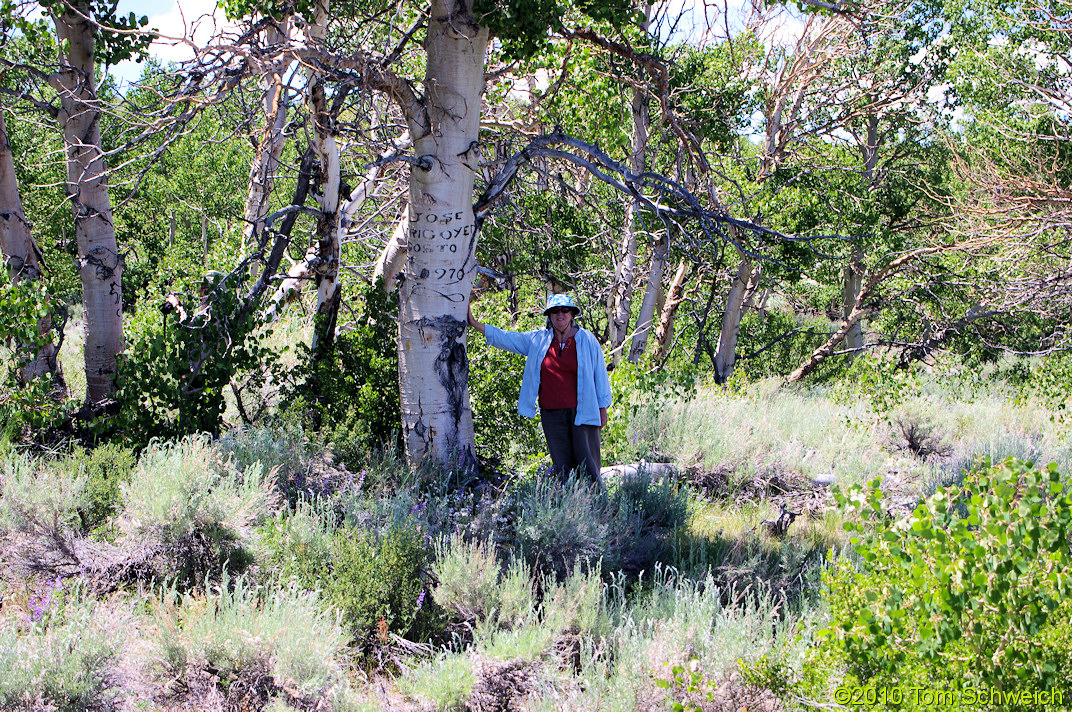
0, 104, 61, 384
627, 232, 667, 363
651, 260, 689, 366
842, 244, 865, 351
242, 19, 290, 249
607, 79, 650, 360
308, 0, 341, 354
51, 9, 122, 404
397, 0, 488, 468
714, 255, 761, 383
843, 112, 879, 354
374, 211, 409, 292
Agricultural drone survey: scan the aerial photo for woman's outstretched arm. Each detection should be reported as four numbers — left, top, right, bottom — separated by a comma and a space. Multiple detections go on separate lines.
467, 304, 486, 336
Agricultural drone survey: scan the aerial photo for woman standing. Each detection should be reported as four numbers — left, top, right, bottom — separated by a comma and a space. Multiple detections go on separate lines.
468, 294, 612, 483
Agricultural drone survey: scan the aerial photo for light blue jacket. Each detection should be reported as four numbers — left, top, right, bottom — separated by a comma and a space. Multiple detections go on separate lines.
484, 325, 612, 426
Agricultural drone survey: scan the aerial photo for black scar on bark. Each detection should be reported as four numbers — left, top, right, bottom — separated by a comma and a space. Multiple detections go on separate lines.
417, 314, 476, 469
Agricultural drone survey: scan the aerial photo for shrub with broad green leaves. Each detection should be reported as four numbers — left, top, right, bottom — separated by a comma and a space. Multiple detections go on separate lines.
817, 458, 1072, 701
0, 276, 69, 437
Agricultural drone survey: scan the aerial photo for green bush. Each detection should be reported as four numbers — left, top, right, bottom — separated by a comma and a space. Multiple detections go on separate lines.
270, 511, 443, 648
432, 536, 535, 629
112, 269, 279, 445
52, 442, 137, 535
260, 496, 337, 584
512, 471, 690, 581
0, 581, 122, 712
0, 276, 69, 437
325, 517, 442, 645
118, 435, 277, 585
0, 452, 87, 538
282, 280, 401, 465
817, 458, 1072, 701
217, 422, 317, 503
514, 474, 609, 580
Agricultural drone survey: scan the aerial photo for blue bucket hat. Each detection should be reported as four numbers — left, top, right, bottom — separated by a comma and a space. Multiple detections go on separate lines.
543, 293, 580, 316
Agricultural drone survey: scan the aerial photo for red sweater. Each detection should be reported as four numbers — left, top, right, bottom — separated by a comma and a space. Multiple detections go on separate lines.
539, 335, 578, 409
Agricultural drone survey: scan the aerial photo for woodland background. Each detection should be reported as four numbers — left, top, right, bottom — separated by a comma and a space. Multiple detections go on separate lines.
1, 0, 1072, 709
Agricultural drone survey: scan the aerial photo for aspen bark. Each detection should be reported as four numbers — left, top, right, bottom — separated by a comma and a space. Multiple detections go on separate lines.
651, 261, 689, 366
607, 77, 650, 359
307, 0, 342, 353
242, 19, 290, 249
627, 232, 667, 363
714, 255, 761, 383
0, 105, 60, 384
397, 0, 487, 467
51, 9, 122, 403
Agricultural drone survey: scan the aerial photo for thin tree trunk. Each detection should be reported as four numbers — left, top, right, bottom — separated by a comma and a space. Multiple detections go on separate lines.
51, 9, 122, 404
786, 246, 944, 384
651, 261, 689, 366
374, 211, 408, 291
242, 19, 291, 249
627, 232, 667, 363
607, 76, 650, 360
714, 255, 761, 383
0, 104, 61, 384
843, 112, 878, 354
308, 0, 341, 354
397, 0, 488, 467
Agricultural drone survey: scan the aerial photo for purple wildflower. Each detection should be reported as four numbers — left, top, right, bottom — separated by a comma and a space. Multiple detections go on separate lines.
415, 590, 426, 612
357, 469, 367, 490
29, 577, 61, 622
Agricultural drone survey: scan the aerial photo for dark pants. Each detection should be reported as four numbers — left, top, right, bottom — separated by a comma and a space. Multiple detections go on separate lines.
540, 407, 602, 483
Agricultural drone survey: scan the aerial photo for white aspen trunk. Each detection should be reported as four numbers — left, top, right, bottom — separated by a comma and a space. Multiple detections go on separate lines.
398, 0, 488, 467
714, 255, 761, 382
0, 105, 60, 384
843, 113, 879, 354
651, 260, 688, 366
842, 244, 865, 351
374, 211, 408, 291
627, 233, 667, 363
607, 59, 651, 359
608, 205, 638, 356
51, 9, 122, 403
242, 19, 290, 247
307, 0, 341, 352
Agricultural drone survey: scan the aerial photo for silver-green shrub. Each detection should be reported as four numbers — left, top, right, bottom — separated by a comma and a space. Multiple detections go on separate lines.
149, 575, 351, 705
0, 582, 123, 711
432, 536, 535, 629
0, 453, 87, 538
118, 435, 277, 584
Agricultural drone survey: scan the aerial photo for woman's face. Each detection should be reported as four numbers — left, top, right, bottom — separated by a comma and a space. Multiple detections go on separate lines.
549, 307, 574, 332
